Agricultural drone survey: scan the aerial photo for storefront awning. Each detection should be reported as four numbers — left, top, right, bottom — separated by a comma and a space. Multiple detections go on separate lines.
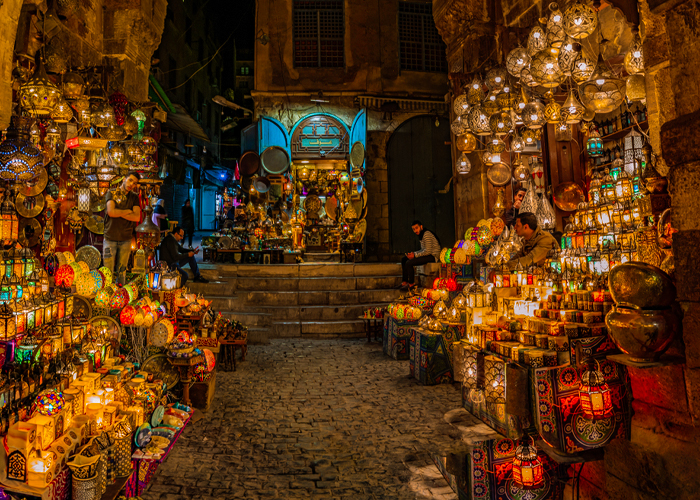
148, 75, 177, 114
165, 104, 210, 142
203, 170, 225, 187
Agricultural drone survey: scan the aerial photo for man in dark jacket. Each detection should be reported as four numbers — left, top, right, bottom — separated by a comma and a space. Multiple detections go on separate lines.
160, 226, 209, 284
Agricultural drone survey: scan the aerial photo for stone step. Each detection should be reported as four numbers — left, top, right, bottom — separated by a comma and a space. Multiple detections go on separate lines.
196, 262, 402, 279
220, 311, 272, 327
272, 319, 366, 338
235, 275, 401, 291
247, 327, 270, 345
243, 288, 401, 307
261, 302, 390, 322
304, 252, 340, 262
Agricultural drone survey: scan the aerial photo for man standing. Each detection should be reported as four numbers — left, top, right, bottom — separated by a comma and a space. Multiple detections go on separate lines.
503, 186, 527, 228
103, 173, 141, 285
507, 212, 558, 269
400, 220, 441, 290
160, 226, 209, 285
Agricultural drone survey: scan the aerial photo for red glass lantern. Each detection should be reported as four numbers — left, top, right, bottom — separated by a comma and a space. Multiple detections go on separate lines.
109, 91, 129, 126
512, 436, 545, 490
54, 264, 74, 288
579, 360, 613, 420
109, 287, 129, 309
120, 305, 136, 325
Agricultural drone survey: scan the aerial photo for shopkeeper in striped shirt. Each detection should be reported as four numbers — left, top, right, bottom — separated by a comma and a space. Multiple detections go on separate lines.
400, 220, 442, 291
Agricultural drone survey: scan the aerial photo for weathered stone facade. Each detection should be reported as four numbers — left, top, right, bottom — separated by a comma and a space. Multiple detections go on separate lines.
434, 0, 700, 498
253, 0, 449, 260
0, 0, 167, 128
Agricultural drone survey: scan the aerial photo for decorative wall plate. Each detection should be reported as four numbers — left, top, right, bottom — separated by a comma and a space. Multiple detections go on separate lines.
349, 141, 365, 171
135, 423, 152, 448
151, 405, 165, 427
18, 167, 48, 197
90, 195, 106, 213
260, 146, 290, 174
18, 218, 41, 247
553, 182, 584, 211
85, 215, 104, 235
16, 193, 45, 218
239, 151, 261, 177
304, 195, 322, 217
325, 196, 338, 221
72, 295, 93, 321
487, 163, 512, 186
76, 245, 101, 270
89, 316, 122, 342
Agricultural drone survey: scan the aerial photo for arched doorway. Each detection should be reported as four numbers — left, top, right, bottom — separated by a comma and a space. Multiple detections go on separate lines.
387, 115, 454, 253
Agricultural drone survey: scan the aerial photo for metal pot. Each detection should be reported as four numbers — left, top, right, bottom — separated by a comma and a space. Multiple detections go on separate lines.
608, 262, 676, 309
605, 303, 680, 362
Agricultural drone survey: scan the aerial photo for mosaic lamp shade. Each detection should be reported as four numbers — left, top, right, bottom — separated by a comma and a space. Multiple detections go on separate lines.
512, 436, 545, 490
36, 390, 65, 416
0, 119, 44, 183
579, 361, 613, 419
467, 105, 491, 136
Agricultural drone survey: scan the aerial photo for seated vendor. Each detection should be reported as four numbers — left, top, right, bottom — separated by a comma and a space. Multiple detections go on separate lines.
160, 226, 210, 284
400, 220, 441, 291
507, 212, 558, 269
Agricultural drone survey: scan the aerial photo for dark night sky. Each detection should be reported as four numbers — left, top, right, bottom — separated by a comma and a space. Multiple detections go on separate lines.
205, 0, 256, 51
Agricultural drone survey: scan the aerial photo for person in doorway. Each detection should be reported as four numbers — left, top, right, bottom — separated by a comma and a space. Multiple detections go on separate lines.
181, 199, 195, 247
506, 212, 558, 269
103, 172, 141, 285
503, 186, 527, 228
152, 199, 169, 231
400, 220, 441, 290
160, 226, 209, 284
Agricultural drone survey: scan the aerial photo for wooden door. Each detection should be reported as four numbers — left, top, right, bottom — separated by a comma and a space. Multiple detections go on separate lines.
387, 115, 454, 253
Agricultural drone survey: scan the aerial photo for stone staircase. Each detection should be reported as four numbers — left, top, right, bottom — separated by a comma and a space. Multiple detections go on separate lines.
185, 262, 402, 344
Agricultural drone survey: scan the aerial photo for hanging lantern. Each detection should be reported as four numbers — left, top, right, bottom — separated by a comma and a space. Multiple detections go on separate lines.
563, 1, 597, 39
558, 37, 579, 74
453, 92, 470, 116
109, 91, 129, 126
579, 360, 613, 419
530, 46, 564, 88
624, 129, 644, 174
485, 67, 507, 91
546, 2, 566, 47
51, 98, 74, 123
506, 47, 531, 77
586, 127, 604, 157
521, 128, 538, 146
544, 98, 561, 124
571, 52, 596, 83
135, 206, 161, 258
530, 157, 545, 194
455, 133, 477, 153
76, 187, 91, 213
560, 89, 585, 123
467, 105, 491, 136
91, 102, 115, 128
489, 111, 513, 136
0, 118, 44, 183
18, 60, 61, 116
456, 153, 471, 174
520, 181, 540, 214
482, 92, 499, 116
513, 157, 530, 182
512, 436, 545, 490
527, 25, 547, 56
579, 55, 626, 114
450, 115, 469, 136
467, 76, 485, 105
511, 133, 525, 154
0, 197, 19, 243
520, 66, 539, 87
624, 33, 644, 75
62, 71, 86, 99
538, 195, 557, 230
554, 121, 572, 142
522, 99, 546, 129
626, 74, 647, 102
496, 87, 517, 111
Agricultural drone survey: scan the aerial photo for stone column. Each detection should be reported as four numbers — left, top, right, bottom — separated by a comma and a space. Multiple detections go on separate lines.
0, 0, 26, 129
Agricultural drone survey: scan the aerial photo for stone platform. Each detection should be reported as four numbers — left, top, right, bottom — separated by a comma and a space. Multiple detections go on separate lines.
185, 262, 402, 343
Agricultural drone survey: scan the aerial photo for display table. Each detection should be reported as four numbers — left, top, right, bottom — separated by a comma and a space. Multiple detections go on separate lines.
167, 352, 205, 406
382, 316, 416, 360
219, 338, 247, 372
359, 316, 383, 343
409, 324, 465, 385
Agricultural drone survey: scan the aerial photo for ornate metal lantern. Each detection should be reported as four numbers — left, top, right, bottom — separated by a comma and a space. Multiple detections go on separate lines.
18, 60, 61, 116
512, 436, 545, 490
579, 360, 613, 419
135, 205, 161, 258
0, 119, 44, 183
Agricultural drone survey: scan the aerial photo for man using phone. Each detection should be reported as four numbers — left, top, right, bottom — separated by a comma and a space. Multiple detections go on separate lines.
400, 220, 441, 290
103, 172, 141, 285
160, 226, 209, 284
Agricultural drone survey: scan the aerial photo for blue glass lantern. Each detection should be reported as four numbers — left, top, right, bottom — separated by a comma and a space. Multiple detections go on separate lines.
586, 126, 604, 157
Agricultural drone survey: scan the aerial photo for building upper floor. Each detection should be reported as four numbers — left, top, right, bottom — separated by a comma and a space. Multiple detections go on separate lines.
255, 0, 449, 97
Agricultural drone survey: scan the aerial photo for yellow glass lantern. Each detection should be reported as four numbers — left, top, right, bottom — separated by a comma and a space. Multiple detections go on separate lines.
0, 302, 16, 340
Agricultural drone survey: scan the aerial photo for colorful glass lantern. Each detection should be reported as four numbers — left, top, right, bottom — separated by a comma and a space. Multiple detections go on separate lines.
41, 292, 53, 324
601, 170, 617, 203
9, 274, 23, 300
161, 268, 181, 291
110, 287, 129, 309
579, 360, 614, 420
0, 197, 19, 243
99, 266, 113, 286
89, 270, 104, 292
0, 302, 16, 340
512, 436, 545, 490
31, 295, 43, 328
76, 187, 91, 213
36, 390, 65, 416
586, 127, 604, 157
54, 264, 74, 288
95, 285, 114, 307
75, 272, 94, 296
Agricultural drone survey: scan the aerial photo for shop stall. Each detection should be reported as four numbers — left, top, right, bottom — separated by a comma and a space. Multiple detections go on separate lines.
0, 59, 245, 500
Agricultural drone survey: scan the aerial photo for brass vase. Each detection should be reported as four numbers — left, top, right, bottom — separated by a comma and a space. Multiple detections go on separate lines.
605, 303, 680, 362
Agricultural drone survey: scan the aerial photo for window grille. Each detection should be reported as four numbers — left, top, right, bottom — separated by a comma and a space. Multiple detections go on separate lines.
293, 0, 344, 68
399, 2, 447, 72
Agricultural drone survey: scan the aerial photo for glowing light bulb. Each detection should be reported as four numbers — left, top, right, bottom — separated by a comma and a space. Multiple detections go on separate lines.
495, 76, 502, 83
596, 78, 605, 85
554, 14, 561, 21
546, 62, 554, 69
633, 51, 641, 58
473, 84, 480, 90
519, 102, 526, 110
575, 17, 583, 26
564, 43, 573, 51
489, 94, 496, 101
533, 32, 541, 38
531, 114, 539, 121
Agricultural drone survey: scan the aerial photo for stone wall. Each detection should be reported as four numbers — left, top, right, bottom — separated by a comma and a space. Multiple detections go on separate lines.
0, 0, 166, 128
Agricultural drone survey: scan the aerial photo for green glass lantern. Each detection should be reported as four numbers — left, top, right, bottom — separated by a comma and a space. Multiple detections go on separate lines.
586, 127, 604, 157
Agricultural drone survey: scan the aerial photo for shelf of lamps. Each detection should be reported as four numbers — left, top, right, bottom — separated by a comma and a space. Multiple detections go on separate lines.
599, 120, 648, 142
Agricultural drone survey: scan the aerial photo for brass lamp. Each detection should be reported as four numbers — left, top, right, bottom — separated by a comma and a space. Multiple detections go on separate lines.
530, 46, 564, 88
522, 98, 546, 129
579, 55, 626, 114
453, 92, 470, 116
506, 46, 530, 77
467, 105, 491, 136
18, 60, 61, 116
0, 302, 16, 340
135, 205, 161, 259
563, 0, 597, 39
560, 89, 585, 123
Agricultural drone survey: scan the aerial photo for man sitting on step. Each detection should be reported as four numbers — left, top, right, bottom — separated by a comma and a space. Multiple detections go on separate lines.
400, 220, 441, 291
160, 226, 209, 285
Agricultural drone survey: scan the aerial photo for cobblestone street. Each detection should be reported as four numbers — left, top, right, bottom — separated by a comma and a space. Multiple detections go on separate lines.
143, 339, 466, 500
